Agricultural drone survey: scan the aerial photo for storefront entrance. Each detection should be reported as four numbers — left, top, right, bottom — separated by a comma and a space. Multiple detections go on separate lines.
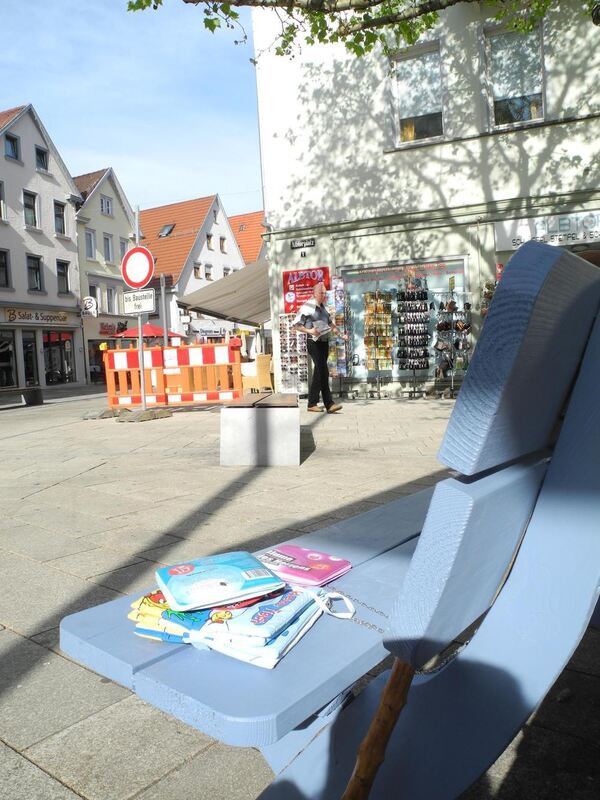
22, 330, 39, 386
43, 330, 76, 384
0, 330, 16, 387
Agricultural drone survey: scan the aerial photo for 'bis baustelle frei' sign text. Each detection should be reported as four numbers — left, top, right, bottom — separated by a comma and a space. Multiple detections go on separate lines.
123, 289, 156, 315
495, 209, 600, 251
3, 307, 69, 325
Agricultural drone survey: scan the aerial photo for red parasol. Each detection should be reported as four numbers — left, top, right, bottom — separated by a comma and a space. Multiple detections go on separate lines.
115, 323, 183, 339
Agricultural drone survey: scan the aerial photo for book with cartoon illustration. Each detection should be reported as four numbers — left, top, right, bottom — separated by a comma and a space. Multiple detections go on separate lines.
257, 545, 352, 586
155, 551, 285, 611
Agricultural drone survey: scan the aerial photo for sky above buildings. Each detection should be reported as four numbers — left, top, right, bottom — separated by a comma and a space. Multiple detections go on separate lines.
0, 0, 263, 216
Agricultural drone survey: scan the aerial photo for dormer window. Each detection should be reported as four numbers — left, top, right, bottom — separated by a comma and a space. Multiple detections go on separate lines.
159, 223, 175, 238
100, 195, 113, 216
238, 223, 247, 232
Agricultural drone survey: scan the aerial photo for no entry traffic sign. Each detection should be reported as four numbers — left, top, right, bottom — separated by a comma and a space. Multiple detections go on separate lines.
121, 246, 155, 289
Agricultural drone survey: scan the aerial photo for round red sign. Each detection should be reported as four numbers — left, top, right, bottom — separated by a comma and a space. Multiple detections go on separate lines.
121, 246, 155, 289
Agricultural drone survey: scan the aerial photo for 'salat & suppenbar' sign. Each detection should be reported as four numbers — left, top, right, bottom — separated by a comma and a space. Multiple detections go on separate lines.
282, 267, 331, 313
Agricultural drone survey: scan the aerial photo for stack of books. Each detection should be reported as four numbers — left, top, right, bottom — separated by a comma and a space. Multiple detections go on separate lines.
127, 550, 348, 669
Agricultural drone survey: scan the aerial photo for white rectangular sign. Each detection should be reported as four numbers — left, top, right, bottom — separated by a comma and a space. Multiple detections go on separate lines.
123, 289, 155, 315
495, 209, 600, 251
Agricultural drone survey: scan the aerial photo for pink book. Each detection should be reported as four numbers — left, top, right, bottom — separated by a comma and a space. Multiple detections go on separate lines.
257, 545, 351, 587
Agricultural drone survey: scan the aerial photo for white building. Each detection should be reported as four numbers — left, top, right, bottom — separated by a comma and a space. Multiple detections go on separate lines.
0, 104, 85, 388
252, 1, 600, 392
139, 195, 247, 339
73, 168, 135, 380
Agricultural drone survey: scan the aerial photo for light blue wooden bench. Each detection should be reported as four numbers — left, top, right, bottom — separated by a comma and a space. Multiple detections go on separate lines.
60, 241, 600, 799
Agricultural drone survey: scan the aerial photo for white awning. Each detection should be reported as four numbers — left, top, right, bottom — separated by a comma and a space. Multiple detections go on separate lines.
182, 260, 271, 327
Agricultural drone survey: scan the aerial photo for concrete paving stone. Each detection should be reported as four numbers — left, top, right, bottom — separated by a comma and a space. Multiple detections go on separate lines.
30, 626, 61, 653
141, 537, 223, 566
88, 560, 161, 594
77, 527, 184, 556
133, 741, 274, 800
529, 667, 600, 743
462, 725, 600, 799
0, 741, 81, 800
0, 525, 99, 563
0, 550, 119, 636
567, 627, 600, 678
29, 484, 151, 518
25, 695, 214, 800
0, 628, 129, 750
45, 548, 147, 579
13, 506, 129, 537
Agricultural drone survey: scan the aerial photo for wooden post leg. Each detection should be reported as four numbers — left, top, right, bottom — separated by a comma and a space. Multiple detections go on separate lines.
341, 658, 416, 800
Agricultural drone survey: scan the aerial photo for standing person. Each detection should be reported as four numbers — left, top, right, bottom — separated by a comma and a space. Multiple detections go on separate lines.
293, 282, 348, 413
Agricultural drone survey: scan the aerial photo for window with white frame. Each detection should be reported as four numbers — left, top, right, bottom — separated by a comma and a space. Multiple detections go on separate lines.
23, 191, 38, 228
56, 260, 69, 293
85, 228, 96, 259
204, 263, 213, 280
100, 195, 113, 216
220, 236, 227, 254
206, 233, 214, 250
395, 47, 444, 143
0, 181, 5, 220
27, 255, 42, 291
35, 147, 49, 170
5, 133, 20, 160
487, 28, 543, 126
54, 201, 66, 235
119, 238, 128, 261
103, 233, 114, 263
106, 286, 116, 313
213, 208, 218, 223
193, 264, 201, 279
88, 283, 100, 310
223, 266, 231, 277
0, 250, 10, 288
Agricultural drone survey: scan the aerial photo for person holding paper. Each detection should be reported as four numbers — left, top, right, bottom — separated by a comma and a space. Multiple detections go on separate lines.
293, 282, 348, 413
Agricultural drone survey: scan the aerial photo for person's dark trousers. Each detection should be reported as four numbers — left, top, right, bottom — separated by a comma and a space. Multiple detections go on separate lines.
307, 338, 333, 409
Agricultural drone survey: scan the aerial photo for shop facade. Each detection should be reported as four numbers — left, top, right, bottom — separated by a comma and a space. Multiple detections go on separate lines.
0, 304, 85, 388
83, 314, 130, 382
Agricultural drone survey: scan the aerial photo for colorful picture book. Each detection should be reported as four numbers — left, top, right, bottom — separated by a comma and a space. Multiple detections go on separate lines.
155, 551, 285, 611
257, 545, 352, 586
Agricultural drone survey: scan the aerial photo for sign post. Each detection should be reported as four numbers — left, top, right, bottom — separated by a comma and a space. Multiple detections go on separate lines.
121, 232, 155, 411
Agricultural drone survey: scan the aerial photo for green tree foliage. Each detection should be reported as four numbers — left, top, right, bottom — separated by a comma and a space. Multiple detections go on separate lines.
127, 0, 599, 57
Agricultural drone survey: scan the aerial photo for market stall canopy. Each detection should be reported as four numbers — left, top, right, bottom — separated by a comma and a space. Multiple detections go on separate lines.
182, 259, 270, 327
115, 323, 182, 339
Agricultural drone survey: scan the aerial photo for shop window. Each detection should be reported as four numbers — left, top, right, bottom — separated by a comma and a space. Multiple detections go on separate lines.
206, 233, 214, 250
487, 28, 543, 126
22, 330, 39, 386
103, 233, 114, 263
85, 228, 96, 259
35, 146, 49, 171
57, 260, 69, 294
54, 201, 66, 235
220, 236, 227, 253
27, 255, 42, 291
43, 330, 76, 384
5, 133, 20, 161
204, 264, 213, 281
0, 250, 10, 288
0, 330, 16, 387
119, 238, 128, 260
395, 47, 444, 143
23, 191, 38, 228
107, 286, 116, 314
100, 195, 113, 216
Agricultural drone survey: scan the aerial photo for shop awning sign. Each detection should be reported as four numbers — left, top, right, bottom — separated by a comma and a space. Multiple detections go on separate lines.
495, 210, 600, 251
123, 289, 156, 315
282, 267, 331, 313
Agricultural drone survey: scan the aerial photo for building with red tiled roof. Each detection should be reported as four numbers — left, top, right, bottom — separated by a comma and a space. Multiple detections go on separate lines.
139, 195, 246, 338
228, 210, 267, 266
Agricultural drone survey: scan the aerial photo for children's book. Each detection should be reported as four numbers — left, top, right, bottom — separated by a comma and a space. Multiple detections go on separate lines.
185, 587, 315, 648
190, 600, 324, 669
155, 551, 285, 612
257, 545, 352, 587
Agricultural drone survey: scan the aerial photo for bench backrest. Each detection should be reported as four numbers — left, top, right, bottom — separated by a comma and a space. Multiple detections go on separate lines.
386, 242, 600, 669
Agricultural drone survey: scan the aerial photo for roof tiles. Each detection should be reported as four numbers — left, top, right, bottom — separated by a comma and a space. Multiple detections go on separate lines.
139, 196, 215, 283
228, 210, 266, 265
0, 105, 27, 132
73, 169, 109, 201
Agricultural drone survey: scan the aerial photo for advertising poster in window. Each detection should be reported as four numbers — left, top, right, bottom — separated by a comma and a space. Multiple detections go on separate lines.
282, 267, 330, 313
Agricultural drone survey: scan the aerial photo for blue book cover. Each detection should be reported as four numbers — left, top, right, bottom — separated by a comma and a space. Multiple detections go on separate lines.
155, 551, 285, 612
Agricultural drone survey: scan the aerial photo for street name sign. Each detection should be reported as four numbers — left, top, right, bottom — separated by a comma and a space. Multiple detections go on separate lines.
123, 289, 156, 315
121, 246, 155, 289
